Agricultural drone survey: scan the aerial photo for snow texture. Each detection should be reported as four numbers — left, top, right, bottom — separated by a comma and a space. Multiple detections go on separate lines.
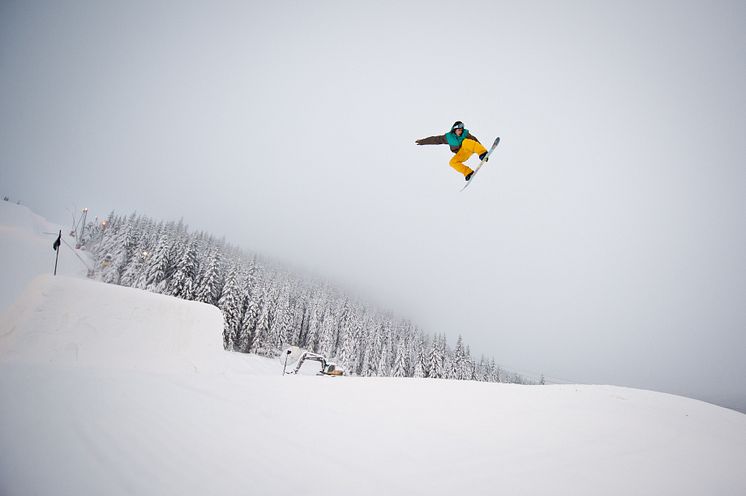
1, 202, 745, 496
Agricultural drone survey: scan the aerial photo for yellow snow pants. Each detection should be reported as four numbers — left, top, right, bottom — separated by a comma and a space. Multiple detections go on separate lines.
449, 138, 488, 176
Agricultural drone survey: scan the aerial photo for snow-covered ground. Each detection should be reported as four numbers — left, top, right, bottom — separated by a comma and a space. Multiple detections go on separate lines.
0, 203, 91, 312
1, 202, 745, 495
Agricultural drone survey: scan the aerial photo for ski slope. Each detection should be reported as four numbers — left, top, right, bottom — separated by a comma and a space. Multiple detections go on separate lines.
0, 203, 90, 312
1, 203, 745, 496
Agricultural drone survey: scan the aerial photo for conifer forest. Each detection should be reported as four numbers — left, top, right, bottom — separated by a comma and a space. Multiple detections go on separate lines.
87, 212, 535, 383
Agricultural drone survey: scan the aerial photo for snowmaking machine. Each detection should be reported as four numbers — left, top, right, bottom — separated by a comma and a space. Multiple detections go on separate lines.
282, 347, 344, 376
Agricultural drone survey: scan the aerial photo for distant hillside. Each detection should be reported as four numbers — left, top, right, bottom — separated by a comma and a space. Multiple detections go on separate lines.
82, 210, 535, 383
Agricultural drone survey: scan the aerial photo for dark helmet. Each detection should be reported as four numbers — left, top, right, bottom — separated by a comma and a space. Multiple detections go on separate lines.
451, 121, 465, 131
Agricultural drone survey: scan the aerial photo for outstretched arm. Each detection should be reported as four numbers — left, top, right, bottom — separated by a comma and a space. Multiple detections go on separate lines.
415, 134, 447, 145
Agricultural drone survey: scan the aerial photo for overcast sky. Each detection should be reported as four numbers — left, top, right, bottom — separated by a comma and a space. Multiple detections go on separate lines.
2, 0, 744, 410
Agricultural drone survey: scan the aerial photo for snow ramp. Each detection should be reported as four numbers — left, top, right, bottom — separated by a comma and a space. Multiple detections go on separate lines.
0, 274, 229, 374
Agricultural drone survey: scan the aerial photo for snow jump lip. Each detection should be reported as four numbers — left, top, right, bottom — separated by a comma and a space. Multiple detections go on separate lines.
0, 274, 228, 374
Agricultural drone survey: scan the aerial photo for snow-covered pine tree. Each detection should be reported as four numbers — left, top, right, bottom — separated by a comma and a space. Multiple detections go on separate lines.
218, 266, 242, 350
464, 345, 476, 380
270, 289, 293, 351
120, 249, 145, 288
392, 340, 407, 378
376, 341, 389, 377
262, 287, 282, 355
100, 220, 130, 285
89, 211, 118, 261
133, 220, 163, 290
304, 303, 321, 353
427, 334, 443, 379
413, 332, 428, 378
170, 240, 199, 300
493, 360, 502, 383
476, 356, 487, 382
338, 309, 364, 375
403, 324, 417, 378
237, 294, 259, 353
318, 307, 338, 359
360, 317, 379, 377
289, 293, 307, 347
194, 249, 223, 306
439, 334, 450, 379
234, 262, 260, 352
352, 315, 371, 376
117, 216, 147, 288
250, 287, 273, 357
449, 335, 465, 379
143, 229, 175, 293
326, 297, 348, 356
284, 297, 298, 346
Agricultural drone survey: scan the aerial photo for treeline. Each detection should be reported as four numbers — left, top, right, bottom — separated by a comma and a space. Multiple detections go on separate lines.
86, 212, 535, 384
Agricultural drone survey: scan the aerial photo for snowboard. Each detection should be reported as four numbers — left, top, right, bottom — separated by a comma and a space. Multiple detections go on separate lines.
460, 137, 500, 192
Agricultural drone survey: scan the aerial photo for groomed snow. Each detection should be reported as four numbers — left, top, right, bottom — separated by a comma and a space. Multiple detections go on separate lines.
1, 203, 745, 495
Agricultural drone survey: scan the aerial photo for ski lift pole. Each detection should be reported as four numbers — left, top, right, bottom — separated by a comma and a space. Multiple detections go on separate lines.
77, 208, 88, 248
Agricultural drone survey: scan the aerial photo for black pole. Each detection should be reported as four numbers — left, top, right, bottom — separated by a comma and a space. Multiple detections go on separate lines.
283, 349, 292, 375
53, 230, 61, 275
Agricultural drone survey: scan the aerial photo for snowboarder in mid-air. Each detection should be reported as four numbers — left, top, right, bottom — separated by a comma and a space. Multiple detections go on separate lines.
416, 121, 490, 181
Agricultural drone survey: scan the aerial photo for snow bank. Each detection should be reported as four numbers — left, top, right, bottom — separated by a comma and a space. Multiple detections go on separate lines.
0, 274, 235, 374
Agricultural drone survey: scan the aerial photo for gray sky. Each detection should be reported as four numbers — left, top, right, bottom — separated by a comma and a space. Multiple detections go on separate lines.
2, 0, 745, 410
